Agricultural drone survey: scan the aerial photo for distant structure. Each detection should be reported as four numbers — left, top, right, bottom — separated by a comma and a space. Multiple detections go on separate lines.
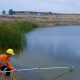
8, 9, 53, 16
8, 9, 14, 15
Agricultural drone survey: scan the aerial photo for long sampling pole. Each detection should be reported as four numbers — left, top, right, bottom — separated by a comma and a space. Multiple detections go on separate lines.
1, 66, 74, 72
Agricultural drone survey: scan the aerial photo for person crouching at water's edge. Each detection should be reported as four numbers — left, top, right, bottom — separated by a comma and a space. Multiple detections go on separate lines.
0, 49, 16, 76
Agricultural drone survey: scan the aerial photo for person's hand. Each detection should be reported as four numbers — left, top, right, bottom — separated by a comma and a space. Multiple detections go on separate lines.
0, 70, 2, 75
13, 69, 17, 72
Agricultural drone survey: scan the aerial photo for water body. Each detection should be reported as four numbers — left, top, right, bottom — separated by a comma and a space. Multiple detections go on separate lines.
12, 26, 80, 80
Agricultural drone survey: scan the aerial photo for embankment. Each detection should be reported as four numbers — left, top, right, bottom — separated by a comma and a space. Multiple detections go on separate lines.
0, 13, 80, 26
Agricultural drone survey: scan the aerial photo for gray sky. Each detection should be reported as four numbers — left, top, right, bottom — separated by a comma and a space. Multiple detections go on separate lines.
0, 0, 80, 14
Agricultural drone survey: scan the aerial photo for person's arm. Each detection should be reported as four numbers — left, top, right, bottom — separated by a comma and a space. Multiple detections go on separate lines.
6, 62, 15, 70
0, 69, 2, 75
7, 63, 16, 71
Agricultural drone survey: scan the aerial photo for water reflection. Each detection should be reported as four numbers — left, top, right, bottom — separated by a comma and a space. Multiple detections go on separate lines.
13, 26, 80, 80
27, 26, 80, 62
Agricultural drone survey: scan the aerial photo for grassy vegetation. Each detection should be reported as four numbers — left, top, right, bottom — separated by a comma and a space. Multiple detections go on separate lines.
0, 21, 38, 52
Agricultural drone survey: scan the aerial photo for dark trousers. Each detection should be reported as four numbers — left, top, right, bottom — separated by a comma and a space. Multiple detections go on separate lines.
0, 66, 10, 76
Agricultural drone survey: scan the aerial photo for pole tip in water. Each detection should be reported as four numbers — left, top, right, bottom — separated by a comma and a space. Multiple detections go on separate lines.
69, 66, 74, 72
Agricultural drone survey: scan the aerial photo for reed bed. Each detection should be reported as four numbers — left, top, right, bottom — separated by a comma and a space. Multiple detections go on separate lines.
0, 21, 38, 52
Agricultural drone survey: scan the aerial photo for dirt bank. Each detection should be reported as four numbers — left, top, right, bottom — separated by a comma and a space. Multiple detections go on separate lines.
0, 13, 80, 26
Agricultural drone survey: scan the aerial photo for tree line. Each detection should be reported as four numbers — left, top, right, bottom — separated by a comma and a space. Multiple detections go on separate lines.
2, 9, 14, 15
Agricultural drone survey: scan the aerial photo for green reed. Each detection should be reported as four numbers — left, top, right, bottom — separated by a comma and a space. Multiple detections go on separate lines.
0, 21, 38, 52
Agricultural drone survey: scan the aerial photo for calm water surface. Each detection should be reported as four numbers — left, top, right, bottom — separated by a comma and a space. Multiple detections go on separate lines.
12, 26, 80, 80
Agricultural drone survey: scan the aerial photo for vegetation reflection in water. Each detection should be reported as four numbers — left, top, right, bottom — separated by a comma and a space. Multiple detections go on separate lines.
0, 21, 38, 53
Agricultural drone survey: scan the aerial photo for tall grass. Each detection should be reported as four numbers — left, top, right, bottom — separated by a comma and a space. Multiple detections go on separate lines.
0, 21, 38, 52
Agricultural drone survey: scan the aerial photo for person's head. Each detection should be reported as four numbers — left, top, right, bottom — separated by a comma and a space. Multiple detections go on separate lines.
6, 49, 14, 57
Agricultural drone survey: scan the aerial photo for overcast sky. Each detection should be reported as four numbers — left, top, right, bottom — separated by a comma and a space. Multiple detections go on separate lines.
0, 0, 80, 14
